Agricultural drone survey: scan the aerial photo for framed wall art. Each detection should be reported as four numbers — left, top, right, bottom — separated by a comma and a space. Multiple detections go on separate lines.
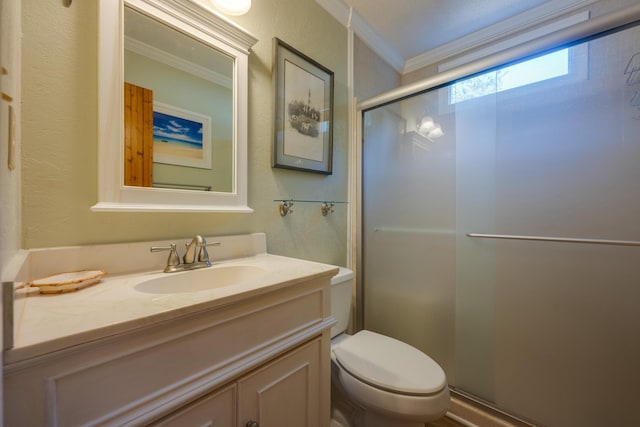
152, 102, 212, 169
272, 38, 334, 174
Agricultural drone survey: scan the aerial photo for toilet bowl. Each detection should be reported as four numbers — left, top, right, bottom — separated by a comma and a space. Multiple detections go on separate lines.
330, 267, 450, 427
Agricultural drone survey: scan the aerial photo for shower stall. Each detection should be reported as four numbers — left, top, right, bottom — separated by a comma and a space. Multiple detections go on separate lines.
358, 8, 640, 427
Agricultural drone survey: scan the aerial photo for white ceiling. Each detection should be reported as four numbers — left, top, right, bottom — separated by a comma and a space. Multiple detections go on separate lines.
316, 0, 597, 73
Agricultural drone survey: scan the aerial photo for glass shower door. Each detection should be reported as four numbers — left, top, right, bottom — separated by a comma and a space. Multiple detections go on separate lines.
362, 22, 640, 427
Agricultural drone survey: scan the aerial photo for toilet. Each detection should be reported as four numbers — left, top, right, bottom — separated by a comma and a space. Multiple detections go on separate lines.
330, 267, 450, 427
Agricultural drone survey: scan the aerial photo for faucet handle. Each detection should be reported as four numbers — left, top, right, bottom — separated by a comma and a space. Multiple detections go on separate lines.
150, 243, 181, 272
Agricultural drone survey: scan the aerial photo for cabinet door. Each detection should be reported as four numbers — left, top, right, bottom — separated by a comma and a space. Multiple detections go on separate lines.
237, 339, 321, 427
151, 384, 236, 427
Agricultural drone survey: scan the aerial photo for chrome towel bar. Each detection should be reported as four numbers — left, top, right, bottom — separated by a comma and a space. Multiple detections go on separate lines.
467, 233, 640, 247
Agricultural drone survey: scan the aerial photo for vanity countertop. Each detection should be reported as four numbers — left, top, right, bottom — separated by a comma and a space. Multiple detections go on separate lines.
6, 250, 338, 365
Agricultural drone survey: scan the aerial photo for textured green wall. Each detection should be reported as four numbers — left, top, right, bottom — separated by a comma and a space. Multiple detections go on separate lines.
21, 0, 348, 266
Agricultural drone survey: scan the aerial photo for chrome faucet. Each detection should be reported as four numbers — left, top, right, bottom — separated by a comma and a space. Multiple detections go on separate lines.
151, 235, 220, 273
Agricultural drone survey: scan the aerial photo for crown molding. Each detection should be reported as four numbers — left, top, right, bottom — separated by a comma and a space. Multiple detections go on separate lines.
315, 0, 405, 72
314, 0, 351, 25
125, 36, 232, 88
404, 0, 598, 73
316, 0, 599, 75
437, 10, 590, 73
349, 11, 405, 72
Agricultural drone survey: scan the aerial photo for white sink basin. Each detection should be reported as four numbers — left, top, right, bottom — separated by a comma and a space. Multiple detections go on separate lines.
134, 264, 267, 294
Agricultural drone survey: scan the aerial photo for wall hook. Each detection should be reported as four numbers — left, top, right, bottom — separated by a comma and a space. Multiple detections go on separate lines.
63, 0, 72, 7
321, 202, 334, 216
279, 200, 294, 216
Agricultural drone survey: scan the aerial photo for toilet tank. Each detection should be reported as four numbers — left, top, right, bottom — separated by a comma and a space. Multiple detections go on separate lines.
330, 267, 354, 338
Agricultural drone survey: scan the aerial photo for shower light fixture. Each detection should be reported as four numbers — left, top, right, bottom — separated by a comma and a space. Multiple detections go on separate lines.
417, 115, 444, 140
206, 0, 251, 15
427, 124, 443, 139
418, 116, 436, 133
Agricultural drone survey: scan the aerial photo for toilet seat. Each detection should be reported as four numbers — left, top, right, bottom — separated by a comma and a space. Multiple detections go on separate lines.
332, 330, 447, 396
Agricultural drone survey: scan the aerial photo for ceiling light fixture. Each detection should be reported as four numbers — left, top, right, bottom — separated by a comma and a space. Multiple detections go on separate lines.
208, 0, 251, 15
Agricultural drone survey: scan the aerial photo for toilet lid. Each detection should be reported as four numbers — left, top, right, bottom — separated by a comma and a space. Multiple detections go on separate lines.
333, 330, 447, 395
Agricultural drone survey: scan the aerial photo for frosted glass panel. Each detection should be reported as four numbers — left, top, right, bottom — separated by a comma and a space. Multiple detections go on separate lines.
363, 98, 457, 380
362, 23, 640, 427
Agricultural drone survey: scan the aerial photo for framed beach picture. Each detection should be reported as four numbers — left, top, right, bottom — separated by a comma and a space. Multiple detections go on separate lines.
273, 38, 334, 174
152, 102, 212, 169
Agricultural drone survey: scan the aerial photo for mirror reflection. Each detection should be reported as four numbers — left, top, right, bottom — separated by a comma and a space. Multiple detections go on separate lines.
123, 7, 234, 192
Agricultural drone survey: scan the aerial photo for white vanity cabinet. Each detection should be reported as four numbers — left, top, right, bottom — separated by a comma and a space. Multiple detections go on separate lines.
154, 338, 322, 427
4, 271, 334, 427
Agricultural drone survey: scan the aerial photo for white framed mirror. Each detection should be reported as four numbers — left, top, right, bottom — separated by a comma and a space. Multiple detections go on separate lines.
93, 0, 257, 212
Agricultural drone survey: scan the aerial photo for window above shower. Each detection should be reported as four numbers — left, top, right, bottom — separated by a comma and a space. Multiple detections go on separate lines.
448, 46, 587, 104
